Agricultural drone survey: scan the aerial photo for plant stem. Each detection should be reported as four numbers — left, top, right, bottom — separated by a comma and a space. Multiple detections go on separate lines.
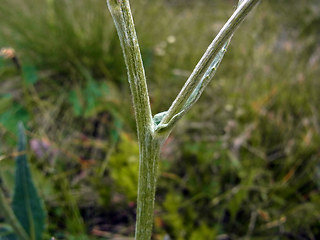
106, 1, 163, 239
106, 0, 259, 239
160, 0, 260, 126
154, 0, 251, 134
106, 0, 153, 136
135, 135, 161, 240
0, 188, 30, 240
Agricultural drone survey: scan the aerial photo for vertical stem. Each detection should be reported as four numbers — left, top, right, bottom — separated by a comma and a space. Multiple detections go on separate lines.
106, 0, 153, 137
106, 1, 259, 239
135, 135, 161, 240
106, 1, 164, 239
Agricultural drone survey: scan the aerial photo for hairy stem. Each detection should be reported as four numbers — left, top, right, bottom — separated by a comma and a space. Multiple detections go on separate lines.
135, 136, 161, 240
106, 0, 259, 239
154, 0, 248, 134
106, 1, 163, 239
106, 0, 153, 139
160, 0, 260, 128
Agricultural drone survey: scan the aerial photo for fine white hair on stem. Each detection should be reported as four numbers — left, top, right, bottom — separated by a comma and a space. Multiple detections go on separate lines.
156, 0, 260, 135
106, 0, 259, 239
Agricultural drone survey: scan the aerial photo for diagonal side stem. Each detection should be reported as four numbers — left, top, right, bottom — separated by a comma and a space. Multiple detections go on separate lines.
182, 0, 246, 112
106, 0, 259, 239
159, 0, 260, 129
154, 41, 231, 134
154, 0, 247, 134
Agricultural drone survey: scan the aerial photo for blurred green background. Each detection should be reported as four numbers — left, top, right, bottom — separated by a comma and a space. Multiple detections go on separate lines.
0, 0, 320, 239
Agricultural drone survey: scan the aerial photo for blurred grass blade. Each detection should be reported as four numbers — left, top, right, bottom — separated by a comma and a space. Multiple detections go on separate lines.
12, 123, 45, 240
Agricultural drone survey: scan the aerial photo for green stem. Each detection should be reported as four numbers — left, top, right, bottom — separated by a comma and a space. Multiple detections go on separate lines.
106, 0, 259, 239
0, 188, 30, 240
160, 0, 260, 127
106, 0, 153, 138
106, 1, 164, 239
154, 0, 250, 135
135, 135, 161, 240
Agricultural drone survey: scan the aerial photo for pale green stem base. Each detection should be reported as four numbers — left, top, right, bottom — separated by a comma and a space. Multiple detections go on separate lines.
135, 134, 162, 240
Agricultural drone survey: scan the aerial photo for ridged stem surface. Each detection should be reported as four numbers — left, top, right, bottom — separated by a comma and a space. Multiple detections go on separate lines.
106, 1, 162, 239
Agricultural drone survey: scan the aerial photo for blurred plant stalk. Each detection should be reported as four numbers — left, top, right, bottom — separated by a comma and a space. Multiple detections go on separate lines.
106, 0, 259, 239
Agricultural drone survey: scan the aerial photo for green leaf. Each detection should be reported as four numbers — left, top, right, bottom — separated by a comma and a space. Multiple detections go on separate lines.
108, 133, 139, 200
189, 223, 217, 240
11, 123, 46, 240
111, 119, 122, 142
0, 100, 30, 136
68, 90, 83, 116
0, 226, 17, 240
0, 56, 4, 69
21, 65, 38, 85
100, 82, 109, 95
0, 94, 13, 113
228, 170, 255, 220
83, 79, 102, 117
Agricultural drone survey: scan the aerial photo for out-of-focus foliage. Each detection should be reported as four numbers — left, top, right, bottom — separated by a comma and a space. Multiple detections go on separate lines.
12, 124, 46, 240
108, 133, 139, 201
0, 124, 46, 240
0, 0, 320, 239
